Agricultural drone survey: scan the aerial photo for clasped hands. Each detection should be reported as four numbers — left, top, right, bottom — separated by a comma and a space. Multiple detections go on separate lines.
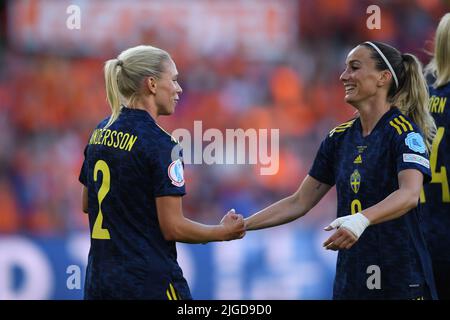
220, 209, 246, 241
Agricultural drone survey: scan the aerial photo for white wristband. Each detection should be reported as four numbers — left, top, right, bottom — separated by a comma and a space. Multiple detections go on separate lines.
341, 213, 370, 238
327, 213, 370, 239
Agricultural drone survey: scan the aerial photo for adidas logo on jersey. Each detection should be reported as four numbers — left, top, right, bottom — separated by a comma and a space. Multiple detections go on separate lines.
353, 155, 362, 164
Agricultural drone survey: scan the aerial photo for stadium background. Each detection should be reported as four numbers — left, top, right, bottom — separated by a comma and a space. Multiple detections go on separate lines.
0, 0, 448, 299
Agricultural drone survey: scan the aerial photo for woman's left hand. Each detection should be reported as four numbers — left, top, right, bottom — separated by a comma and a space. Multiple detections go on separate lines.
323, 213, 370, 250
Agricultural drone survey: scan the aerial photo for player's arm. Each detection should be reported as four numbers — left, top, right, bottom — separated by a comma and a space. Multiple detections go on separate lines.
323, 169, 423, 250
156, 195, 245, 243
82, 186, 88, 213
362, 169, 423, 224
244, 175, 331, 231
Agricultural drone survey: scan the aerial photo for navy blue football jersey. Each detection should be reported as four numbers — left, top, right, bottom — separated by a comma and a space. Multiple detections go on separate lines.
422, 82, 450, 264
79, 107, 191, 300
309, 107, 437, 300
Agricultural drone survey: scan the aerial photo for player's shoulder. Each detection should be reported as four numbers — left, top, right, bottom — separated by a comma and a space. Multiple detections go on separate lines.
428, 80, 450, 96
86, 116, 111, 140
386, 109, 420, 136
95, 116, 111, 130
136, 121, 180, 157
328, 118, 357, 138
121, 111, 178, 145
154, 123, 179, 145
387, 109, 428, 153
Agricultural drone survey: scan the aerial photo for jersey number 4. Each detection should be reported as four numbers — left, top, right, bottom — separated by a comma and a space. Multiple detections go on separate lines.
92, 160, 111, 239
421, 127, 450, 203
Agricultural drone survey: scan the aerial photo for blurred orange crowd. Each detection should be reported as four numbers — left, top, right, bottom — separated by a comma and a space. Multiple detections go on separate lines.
0, 0, 447, 234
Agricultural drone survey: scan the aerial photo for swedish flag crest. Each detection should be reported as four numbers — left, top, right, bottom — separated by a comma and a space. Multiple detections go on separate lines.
350, 169, 361, 194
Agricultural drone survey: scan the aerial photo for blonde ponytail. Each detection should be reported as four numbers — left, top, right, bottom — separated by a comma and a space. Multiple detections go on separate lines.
424, 13, 450, 88
394, 54, 436, 151
104, 59, 123, 129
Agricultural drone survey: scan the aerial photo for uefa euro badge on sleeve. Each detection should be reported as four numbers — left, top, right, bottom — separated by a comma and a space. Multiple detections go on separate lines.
168, 159, 185, 187
405, 132, 426, 154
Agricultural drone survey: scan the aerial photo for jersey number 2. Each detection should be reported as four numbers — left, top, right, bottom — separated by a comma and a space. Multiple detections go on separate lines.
421, 127, 450, 203
92, 160, 111, 239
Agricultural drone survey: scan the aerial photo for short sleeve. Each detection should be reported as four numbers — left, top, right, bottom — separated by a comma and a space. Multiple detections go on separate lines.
309, 135, 336, 186
393, 130, 431, 184
152, 142, 186, 197
79, 145, 88, 186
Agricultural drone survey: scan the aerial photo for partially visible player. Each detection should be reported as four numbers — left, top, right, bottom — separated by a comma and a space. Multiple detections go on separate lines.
79, 45, 245, 300
422, 13, 450, 300
244, 41, 437, 299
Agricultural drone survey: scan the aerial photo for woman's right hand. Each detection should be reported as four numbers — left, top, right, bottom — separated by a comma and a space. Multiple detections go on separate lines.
220, 209, 246, 241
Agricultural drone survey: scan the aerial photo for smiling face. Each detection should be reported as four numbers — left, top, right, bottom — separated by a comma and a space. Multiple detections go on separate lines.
154, 59, 182, 116
340, 45, 387, 106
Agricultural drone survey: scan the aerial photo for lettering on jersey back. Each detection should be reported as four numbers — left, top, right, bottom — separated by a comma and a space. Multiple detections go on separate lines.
429, 95, 447, 114
89, 129, 138, 152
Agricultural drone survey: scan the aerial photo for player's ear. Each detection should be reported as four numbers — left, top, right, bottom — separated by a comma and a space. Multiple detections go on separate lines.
378, 70, 392, 87
146, 77, 157, 94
